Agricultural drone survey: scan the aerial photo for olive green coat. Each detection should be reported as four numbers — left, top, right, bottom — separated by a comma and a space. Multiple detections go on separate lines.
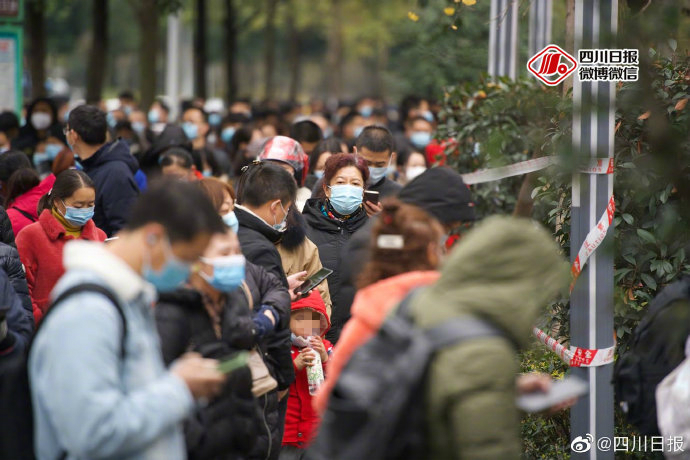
410, 216, 570, 460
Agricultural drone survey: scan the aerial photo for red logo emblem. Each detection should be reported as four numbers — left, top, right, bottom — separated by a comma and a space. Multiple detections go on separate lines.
527, 45, 578, 86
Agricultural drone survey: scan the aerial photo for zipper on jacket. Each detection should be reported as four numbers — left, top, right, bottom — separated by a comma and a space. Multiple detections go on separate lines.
262, 393, 272, 460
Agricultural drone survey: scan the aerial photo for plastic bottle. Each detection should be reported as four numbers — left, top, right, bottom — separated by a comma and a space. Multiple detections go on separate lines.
306, 338, 324, 395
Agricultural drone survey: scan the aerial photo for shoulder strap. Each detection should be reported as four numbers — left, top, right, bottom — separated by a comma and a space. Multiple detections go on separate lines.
11, 207, 36, 223
36, 283, 128, 359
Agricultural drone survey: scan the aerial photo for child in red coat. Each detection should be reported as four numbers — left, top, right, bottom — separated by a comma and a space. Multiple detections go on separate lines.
281, 290, 333, 459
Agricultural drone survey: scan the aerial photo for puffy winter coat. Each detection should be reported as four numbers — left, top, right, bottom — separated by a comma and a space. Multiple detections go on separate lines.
155, 287, 261, 460
7, 174, 55, 237
80, 140, 140, 237
235, 206, 288, 288
302, 198, 368, 343
16, 209, 106, 323
284, 292, 333, 448
0, 205, 16, 246
0, 242, 32, 322
409, 216, 570, 460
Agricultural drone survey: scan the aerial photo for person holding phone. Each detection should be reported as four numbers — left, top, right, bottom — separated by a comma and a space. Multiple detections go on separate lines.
302, 153, 369, 343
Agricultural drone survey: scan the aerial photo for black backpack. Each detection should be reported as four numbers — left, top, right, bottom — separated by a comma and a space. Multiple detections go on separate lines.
0, 283, 127, 460
306, 291, 505, 460
613, 276, 690, 435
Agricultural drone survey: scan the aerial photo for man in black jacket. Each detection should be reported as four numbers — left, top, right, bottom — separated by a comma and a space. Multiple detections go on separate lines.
65, 105, 140, 237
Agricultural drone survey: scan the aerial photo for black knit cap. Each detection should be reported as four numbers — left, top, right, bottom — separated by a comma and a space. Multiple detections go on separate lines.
398, 167, 476, 223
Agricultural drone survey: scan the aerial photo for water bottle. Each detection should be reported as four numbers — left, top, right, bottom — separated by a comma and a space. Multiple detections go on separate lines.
306, 340, 324, 396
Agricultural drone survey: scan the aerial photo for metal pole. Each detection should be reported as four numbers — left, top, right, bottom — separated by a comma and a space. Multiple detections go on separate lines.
529, 0, 553, 56
488, 0, 518, 79
165, 13, 180, 121
570, 1, 617, 459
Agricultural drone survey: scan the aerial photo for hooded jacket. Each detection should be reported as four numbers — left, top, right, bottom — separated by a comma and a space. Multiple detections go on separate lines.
80, 140, 140, 237
284, 291, 333, 448
17, 209, 106, 323
7, 174, 56, 237
409, 216, 569, 460
277, 208, 332, 318
302, 198, 368, 343
0, 205, 15, 247
0, 242, 32, 322
314, 270, 440, 415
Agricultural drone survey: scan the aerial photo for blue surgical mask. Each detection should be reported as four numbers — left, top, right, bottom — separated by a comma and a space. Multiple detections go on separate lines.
223, 211, 239, 234
368, 157, 392, 185
209, 113, 222, 127
143, 237, 191, 292
132, 122, 146, 135
359, 105, 373, 118
421, 110, 434, 122
200, 254, 246, 292
273, 202, 288, 232
314, 170, 324, 179
410, 131, 432, 149
33, 152, 49, 166
61, 201, 95, 227
45, 143, 62, 159
354, 126, 364, 138
106, 112, 117, 129
221, 127, 236, 143
148, 109, 160, 124
123, 106, 133, 116
182, 122, 198, 140
328, 184, 363, 215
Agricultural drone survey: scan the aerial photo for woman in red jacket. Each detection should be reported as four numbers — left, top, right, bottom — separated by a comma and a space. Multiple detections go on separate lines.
16, 169, 106, 323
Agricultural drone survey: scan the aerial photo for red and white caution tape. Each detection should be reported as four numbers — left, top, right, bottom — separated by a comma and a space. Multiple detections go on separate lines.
570, 195, 616, 291
460, 156, 614, 185
532, 327, 616, 367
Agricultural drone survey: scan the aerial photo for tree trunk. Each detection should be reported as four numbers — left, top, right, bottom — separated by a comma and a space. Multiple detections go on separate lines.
136, 0, 159, 110
26, 0, 46, 100
286, 1, 301, 102
326, 0, 343, 102
563, 0, 575, 96
224, 0, 238, 101
373, 43, 388, 99
86, 0, 108, 104
263, 0, 279, 101
194, 0, 207, 99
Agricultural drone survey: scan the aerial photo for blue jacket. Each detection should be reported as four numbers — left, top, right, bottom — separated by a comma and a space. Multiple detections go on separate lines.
0, 267, 32, 360
81, 140, 140, 237
29, 241, 194, 460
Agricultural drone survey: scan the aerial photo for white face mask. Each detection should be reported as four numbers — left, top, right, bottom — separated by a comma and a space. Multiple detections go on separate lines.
406, 166, 427, 181
31, 112, 52, 131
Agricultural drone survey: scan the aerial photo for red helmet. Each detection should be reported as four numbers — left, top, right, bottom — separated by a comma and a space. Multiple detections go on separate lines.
257, 136, 309, 186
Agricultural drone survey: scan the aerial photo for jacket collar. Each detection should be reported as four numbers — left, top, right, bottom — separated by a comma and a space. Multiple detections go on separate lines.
302, 198, 368, 233
39, 209, 101, 242
63, 240, 157, 303
234, 205, 283, 244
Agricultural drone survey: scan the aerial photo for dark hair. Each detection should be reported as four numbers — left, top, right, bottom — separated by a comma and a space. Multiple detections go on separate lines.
406, 115, 434, 128
355, 125, 394, 154
37, 169, 94, 214
160, 148, 194, 169
309, 137, 345, 174
223, 113, 250, 126
323, 153, 369, 187
5, 168, 40, 207
151, 98, 170, 114
235, 161, 297, 208
290, 120, 323, 144
397, 148, 429, 168
118, 90, 135, 101
198, 177, 236, 212
0, 111, 19, 134
358, 198, 443, 289
68, 105, 107, 145
400, 95, 423, 123
183, 106, 208, 123
125, 178, 225, 243
0, 151, 32, 183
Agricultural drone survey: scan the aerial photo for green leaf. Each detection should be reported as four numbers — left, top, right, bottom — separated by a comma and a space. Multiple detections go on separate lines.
622, 213, 634, 225
637, 229, 657, 245
641, 273, 657, 290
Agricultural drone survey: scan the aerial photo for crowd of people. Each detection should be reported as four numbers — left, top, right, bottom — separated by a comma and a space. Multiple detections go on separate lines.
0, 92, 574, 460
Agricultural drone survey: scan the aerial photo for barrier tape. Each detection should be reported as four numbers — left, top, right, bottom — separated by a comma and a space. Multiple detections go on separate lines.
532, 327, 616, 367
459, 156, 614, 185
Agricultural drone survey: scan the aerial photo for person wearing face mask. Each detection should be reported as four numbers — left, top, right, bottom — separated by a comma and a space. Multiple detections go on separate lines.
14, 98, 65, 156
314, 199, 444, 415
15, 170, 106, 324
304, 137, 347, 191
395, 149, 429, 185
302, 154, 370, 343
197, 177, 296, 460
28, 180, 228, 460
32, 138, 68, 178
0, 111, 20, 154
181, 107, 231, 178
